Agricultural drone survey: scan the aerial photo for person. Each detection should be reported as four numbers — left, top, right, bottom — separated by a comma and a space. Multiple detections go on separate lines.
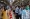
26, 1, 29, 10
22, 6, 26, 19
0, 2, 8, 19
15, 6, 22, 19
0, 3, 4, 19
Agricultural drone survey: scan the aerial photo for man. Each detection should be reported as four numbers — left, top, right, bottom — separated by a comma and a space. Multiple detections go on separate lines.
22, 6, 26, 19
15, 6, 22, 19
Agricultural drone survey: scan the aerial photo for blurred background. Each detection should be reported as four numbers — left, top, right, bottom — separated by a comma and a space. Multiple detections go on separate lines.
0, 0, 30, 19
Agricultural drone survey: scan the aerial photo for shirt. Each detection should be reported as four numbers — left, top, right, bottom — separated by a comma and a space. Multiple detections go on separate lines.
18, 8, 22, 15
22, 9, 26, 15
15, 7, 19, 13
15, 7, 22, 15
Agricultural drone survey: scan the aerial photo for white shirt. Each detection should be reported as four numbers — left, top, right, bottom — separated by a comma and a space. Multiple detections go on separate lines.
15, 7, 22, 15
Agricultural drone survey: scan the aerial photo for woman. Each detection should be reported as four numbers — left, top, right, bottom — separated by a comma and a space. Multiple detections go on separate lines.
2, 4, 8, 19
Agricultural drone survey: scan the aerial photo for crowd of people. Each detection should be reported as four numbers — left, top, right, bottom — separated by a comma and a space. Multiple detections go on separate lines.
13, 5, 29, 19
0, 0, 30, 19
